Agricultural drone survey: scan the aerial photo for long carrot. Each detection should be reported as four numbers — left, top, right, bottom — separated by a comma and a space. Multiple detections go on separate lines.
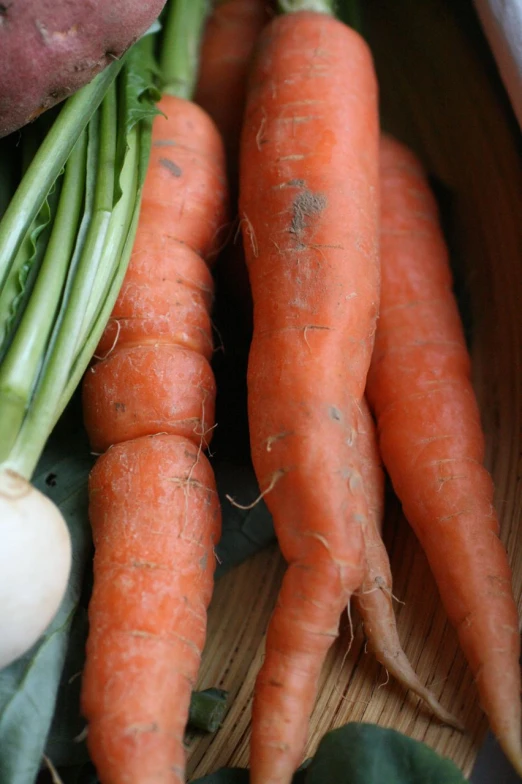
366, 133, 522, 772
195, 0, 270, 183
195, 0, 270, 339
353, 399, 461, 728
239, 3, 380, 781
79, 3, 228, 782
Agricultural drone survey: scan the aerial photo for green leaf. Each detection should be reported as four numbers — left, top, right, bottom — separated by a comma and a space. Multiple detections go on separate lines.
304, 723, 466, 784
114, 34, 161, 203
44, 608, 90, 769
0, 408, 92, 784
121, 35, 162, 137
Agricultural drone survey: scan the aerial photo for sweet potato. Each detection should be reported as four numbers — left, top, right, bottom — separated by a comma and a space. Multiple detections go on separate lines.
0, 0, 166, 138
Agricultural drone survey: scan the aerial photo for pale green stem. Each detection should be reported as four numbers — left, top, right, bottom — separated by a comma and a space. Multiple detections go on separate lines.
277, 0, 334, 14
160, 0, 209, 99
0, 138, 86, 463
10, 125, 141, 477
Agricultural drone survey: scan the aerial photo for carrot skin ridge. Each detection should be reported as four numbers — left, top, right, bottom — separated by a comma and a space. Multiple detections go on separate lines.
366, 133, 522, 773
240, 11, 380, 784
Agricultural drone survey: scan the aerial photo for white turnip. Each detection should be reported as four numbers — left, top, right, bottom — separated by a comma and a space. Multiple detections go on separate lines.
0, 468, 71, 670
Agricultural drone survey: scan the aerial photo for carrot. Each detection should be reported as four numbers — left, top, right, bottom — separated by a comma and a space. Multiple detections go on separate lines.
195, 0, 270, 185
239, 5, 380, 782
366, 133, 522, 772
353, 399, 461, 728
79, 5, 228, 782
195, 0, 271, 335
81, 435, 221, 784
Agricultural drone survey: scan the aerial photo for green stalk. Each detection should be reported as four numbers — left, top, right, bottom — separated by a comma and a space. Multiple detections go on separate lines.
160, 0, 209, 98
4, 88, 117, 478
10, 124, 142, 477
61, 124, 142, 417
76, 84, 118, 342
0, 136, 87, 464
277, 0, 334, 13
0, 60, 123, 291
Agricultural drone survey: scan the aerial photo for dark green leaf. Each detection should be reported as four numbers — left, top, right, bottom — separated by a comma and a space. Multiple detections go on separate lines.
121, 36, 162, 137
304, 723, 466, 784
44, 609, 90, 768
115, 35, 161, 203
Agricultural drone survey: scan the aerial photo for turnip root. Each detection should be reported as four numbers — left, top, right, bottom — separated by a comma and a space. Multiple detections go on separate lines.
0, 469, 71, 670
0, 0, 166, 138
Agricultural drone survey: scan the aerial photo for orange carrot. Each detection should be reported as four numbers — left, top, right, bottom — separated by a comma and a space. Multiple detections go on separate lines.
240, 9, 380, 784
195, 0, 271, 332
353, 399, 461, 728
366, 133, 522, 772
195, 0, 270, 184
80, 94, 227, 784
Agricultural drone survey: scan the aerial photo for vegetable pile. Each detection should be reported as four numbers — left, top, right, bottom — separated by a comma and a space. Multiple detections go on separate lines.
0, 0, 520, 783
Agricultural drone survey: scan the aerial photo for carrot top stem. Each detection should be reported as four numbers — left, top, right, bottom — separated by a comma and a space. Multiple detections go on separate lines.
277, 0, 334, 15
160, 0, 210, 99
